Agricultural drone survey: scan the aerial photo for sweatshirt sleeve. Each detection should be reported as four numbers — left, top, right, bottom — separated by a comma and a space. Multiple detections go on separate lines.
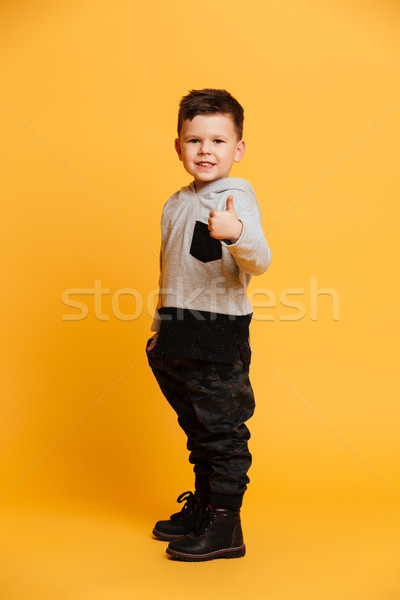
220, 191, 272, 275
150, 244, 163, 332
150, 193, 179, 332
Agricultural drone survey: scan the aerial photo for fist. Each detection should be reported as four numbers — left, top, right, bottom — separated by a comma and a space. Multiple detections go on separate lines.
146, 332, 158, 352
208, 196, 243, 242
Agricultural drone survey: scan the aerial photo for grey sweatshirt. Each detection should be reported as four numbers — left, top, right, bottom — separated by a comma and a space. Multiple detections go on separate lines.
151, 177, 271, 332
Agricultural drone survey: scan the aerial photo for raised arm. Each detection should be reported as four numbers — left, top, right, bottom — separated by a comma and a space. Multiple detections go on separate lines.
208, 193, 271, 275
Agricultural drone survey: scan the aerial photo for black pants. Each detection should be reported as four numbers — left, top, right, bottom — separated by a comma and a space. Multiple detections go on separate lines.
146, 340, 255, 510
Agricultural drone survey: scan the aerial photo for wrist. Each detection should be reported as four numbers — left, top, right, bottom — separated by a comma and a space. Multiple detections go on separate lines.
229, 220, 243, 243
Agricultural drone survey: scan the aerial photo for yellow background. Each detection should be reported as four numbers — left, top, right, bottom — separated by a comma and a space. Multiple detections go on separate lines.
1, 0, 399, 597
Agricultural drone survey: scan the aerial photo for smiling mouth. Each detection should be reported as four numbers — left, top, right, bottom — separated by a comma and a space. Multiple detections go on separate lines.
196, 162, 215, 167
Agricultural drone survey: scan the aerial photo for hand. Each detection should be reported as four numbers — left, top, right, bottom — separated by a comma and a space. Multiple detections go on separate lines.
147, 332, 159, 352
208, 196, 243, 243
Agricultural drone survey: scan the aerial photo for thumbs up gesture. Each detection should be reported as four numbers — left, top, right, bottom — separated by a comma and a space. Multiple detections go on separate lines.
208, 196, 243, 243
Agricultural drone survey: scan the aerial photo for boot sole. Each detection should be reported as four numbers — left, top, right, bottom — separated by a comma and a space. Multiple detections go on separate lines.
166, 544, 246, 561
152, 528, 186, 541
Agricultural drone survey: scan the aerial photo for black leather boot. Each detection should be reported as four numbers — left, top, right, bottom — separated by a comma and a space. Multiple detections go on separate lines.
166, 505, 246, 561
152, 491, 208, 541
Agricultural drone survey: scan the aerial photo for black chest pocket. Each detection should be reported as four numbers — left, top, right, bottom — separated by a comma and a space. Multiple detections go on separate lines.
190, 220, 222, 263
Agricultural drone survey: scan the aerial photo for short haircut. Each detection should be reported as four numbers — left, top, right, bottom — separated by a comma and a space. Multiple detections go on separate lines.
177, 88, 244, 140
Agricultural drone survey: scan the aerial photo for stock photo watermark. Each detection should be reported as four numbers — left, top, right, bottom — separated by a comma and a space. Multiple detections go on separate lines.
61, 277, 339, 322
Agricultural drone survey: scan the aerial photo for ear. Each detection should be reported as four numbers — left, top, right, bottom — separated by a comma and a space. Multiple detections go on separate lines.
234, 140, 246, 163
175, 138, 183, 161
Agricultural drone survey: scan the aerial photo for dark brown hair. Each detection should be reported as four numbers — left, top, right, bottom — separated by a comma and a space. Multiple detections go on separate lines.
177, 88, 244, 140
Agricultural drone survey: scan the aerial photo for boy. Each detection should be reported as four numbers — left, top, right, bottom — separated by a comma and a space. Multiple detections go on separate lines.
146, 89, 271, 561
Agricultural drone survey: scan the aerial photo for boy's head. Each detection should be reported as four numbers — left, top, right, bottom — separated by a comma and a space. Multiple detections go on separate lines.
177, 88, 244, 141
175, 88, 246, 191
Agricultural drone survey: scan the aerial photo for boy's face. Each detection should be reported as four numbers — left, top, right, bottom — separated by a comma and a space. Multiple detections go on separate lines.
175, 113, 245, 192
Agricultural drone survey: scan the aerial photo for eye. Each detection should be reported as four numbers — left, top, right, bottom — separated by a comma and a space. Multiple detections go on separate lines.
188, 139, 199, 143
213, 139, 225, 144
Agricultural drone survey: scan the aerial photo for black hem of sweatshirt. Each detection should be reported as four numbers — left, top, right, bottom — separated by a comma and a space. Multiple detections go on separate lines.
155, 307, 252, 366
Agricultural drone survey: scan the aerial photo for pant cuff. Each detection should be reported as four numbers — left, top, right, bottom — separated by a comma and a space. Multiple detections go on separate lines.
194, 475, 211, 500
211, 493, 244, 511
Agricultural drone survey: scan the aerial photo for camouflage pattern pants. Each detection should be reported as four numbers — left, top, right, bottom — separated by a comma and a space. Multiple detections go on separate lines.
146, 340, 255, 509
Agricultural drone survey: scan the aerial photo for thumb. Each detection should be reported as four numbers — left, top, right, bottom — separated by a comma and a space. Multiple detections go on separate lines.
226, 195, 235, 213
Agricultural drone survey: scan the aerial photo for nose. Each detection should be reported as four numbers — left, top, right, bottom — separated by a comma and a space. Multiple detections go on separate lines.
199, 140, 211, 154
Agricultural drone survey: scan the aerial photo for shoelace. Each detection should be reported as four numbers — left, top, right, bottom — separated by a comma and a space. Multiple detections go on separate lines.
192, 505, 216, 536
169, 491, 196, 521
